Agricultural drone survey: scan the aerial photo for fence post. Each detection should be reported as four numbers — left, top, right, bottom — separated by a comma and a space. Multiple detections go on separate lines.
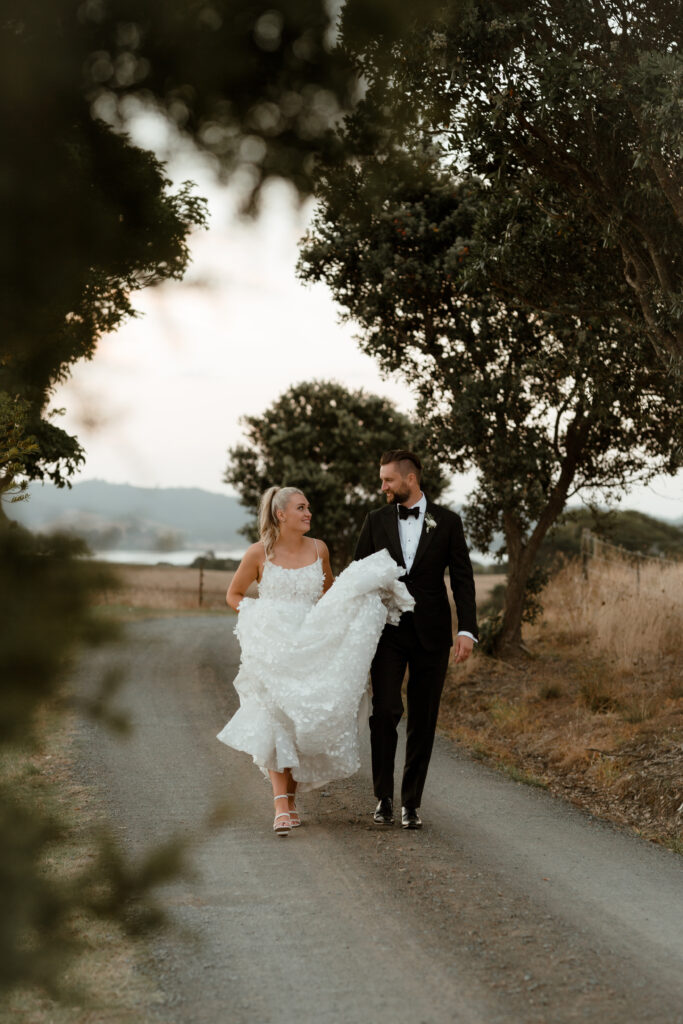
581, 528, 591, 580
198, 558, 205, 607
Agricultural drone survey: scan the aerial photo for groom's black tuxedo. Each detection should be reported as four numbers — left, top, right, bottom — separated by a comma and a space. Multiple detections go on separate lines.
355, 499, 478, 809
355, 499, 478, 647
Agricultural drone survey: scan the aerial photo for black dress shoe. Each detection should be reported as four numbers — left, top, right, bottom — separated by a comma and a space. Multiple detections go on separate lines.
401, 806, 422, 829
373, 798, 394, 825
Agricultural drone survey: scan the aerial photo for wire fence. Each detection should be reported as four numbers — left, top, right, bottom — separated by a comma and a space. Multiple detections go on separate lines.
580, 528, 680, 588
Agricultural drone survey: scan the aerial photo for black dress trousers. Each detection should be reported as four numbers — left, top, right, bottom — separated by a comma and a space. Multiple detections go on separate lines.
369, 612, 450, 809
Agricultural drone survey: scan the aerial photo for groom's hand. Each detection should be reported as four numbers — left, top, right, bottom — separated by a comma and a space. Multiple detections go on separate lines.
454, 635, 474, 663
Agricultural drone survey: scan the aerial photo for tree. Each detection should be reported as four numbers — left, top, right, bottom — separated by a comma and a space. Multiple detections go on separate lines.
1, 121, 207, 500
0, 0, 443, 497
225, 379, 447, 571
342, 0, 683, 370
299, 150, 681, 654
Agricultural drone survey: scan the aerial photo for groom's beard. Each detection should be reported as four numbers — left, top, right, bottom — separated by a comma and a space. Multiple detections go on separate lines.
387, 484, 411, 504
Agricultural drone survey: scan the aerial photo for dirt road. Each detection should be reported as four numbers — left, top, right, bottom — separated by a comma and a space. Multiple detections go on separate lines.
73, 616, 683, 1024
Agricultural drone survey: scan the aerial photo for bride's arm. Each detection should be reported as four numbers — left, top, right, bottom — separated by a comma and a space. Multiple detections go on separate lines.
318, 541, 334, 595
226, 544, 262, 611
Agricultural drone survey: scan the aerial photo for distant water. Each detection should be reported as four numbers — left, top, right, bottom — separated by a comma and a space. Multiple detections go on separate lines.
92, 547, 498, 569
92, 548, 247, 567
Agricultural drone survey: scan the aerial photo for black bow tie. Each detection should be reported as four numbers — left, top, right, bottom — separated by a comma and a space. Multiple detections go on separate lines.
398, 505, 420, 520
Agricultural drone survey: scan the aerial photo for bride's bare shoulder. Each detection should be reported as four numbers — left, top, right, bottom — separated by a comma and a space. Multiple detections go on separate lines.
242, 541, 265, 564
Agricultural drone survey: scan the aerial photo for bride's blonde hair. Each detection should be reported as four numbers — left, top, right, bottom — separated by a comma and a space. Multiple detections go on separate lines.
258, 485, 305, 558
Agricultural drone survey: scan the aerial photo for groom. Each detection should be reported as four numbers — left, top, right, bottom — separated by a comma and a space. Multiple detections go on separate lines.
354, 450, 478, 829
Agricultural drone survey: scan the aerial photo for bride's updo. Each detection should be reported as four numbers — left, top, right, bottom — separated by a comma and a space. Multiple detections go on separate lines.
259, 485, 305, 558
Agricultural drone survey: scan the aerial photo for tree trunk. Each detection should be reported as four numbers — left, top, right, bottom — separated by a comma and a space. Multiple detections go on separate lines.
495, 516, 535, 658
494, 433, 584, 658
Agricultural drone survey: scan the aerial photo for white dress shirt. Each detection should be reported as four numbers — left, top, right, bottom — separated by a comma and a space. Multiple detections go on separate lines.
397, 492, 427, 573
397, 493, 476, 643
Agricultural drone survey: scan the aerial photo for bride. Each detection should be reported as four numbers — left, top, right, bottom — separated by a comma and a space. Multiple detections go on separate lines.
217, 485, 413, 835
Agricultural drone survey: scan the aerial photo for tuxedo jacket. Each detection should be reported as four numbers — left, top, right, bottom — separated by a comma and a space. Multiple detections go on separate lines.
354, 499, 478, 651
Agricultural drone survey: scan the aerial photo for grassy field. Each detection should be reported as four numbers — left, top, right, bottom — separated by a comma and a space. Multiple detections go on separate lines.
440, 558, 683, 852
93, 562, 243, 612
93, 562, 507, 614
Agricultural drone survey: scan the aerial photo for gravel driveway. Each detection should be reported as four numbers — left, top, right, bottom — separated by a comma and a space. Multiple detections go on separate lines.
73, 615, 683, 1024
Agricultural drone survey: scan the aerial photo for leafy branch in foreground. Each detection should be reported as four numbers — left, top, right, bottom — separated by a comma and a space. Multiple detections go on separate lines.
0, 525, 202, 1000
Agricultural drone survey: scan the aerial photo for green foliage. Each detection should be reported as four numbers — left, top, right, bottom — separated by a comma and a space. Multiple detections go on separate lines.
0, 0, 446, 494
345, 0, 683, 368
190, 553, 241, 571
0, 110, 207, 490
225, 379, 446, 570
477, 612, 504, 656
0, 395, 38, 507
480, 582, 507, 619
299, 131, 681, 652
470, 559, 505, 575
477, 563, 547, 654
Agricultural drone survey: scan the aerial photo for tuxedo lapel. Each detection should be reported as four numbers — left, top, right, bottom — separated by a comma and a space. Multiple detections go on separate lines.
380, 505, 405, 569
408, 501, 439, 575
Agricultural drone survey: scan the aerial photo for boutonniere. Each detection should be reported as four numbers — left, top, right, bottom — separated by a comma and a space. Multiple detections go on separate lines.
424, 512, 437, 533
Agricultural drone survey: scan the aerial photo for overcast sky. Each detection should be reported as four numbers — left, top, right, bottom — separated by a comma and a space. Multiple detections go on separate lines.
52, 115, 682, 521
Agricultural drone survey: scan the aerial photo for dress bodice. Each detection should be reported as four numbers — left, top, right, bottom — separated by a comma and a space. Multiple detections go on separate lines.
257, 557, 324, 605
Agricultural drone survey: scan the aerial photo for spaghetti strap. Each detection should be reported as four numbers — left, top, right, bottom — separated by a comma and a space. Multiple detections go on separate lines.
313, 539, 320, 559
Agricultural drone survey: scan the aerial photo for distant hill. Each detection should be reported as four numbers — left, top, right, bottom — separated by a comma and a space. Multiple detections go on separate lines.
8, 482, 680, 561
8, 480, 249, 550
539, 508, 683, 562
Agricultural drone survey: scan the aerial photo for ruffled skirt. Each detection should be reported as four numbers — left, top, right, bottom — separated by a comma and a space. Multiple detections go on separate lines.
217, 550, 413, 790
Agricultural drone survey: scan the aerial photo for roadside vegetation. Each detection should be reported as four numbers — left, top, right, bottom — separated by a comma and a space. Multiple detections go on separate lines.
0, 706, 163, 1024
441, 556, 683, 852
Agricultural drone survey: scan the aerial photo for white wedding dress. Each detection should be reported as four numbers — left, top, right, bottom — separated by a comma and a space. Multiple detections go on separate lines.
217, 548, 414, 790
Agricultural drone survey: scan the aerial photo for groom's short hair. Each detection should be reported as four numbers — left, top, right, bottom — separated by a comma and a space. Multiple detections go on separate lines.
380, 449, 422, 483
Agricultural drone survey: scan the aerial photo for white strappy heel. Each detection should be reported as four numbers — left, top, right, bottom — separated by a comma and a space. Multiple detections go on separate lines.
287, 793, 301, 828
273, 794, 292, 836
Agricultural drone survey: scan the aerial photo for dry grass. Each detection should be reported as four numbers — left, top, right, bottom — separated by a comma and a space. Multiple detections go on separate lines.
97, 563, 504, 618
92, 563, 256, 612
538, 558, 682, 672
464, 573, 506, 607
441, 558, 683, 851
